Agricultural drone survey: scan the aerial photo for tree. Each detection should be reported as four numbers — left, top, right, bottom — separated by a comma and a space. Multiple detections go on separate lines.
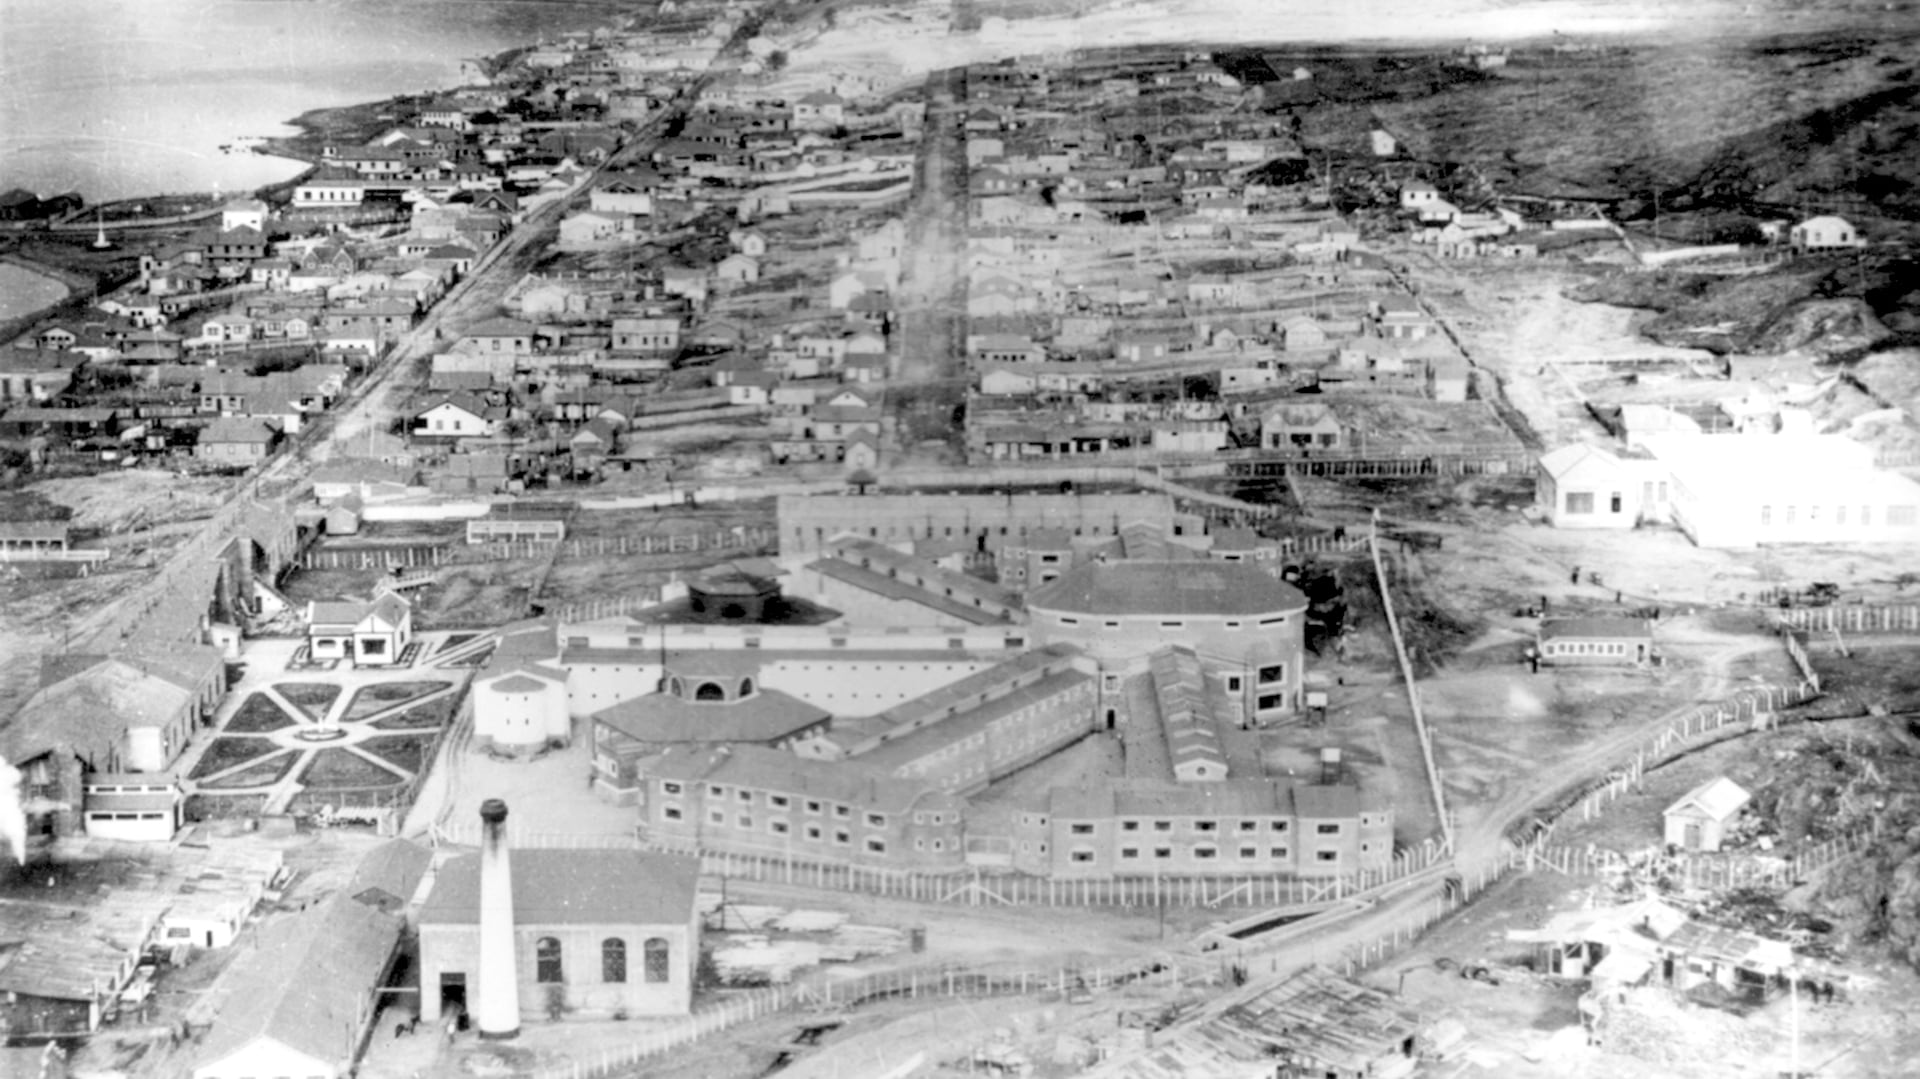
766, 49, 788, 72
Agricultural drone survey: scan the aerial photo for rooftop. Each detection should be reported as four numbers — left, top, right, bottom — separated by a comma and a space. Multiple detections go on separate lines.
1028, 560, 1307, 618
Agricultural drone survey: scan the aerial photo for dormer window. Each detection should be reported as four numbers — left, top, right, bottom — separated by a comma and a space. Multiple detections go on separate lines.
739, 677, 756, 698
694, 681, 725, 702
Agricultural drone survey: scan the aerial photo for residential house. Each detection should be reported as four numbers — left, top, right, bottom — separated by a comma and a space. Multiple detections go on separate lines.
414, 393, 496, 438
306, 593, 414, 667
1536, 444, 1640, 529
1261, 403, 1344, 451
196, 418, 280, 464
1789, 215, 1864, 251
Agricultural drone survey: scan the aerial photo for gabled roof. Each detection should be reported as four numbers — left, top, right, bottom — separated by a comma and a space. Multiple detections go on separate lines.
1666, 776, 1750, 821
1539, 617, 1651, 642
1538, 442, 1623, 479
419, 847, 700, 927
193, 895, 402, 1072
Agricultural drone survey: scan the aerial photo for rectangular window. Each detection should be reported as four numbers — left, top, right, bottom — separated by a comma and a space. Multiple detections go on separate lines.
1152, 820, 1172, 832
1609, 492, 1622, 513
1270, 846, 1290, 859
865, 837, 886, 853
1238, 820, 1257, 832
1258, 693, 1284, 711
1193, 847, 1216, 860
1194, 820, 1217, 832
1836, 505, 1847, 526
1761, 505, 1772, 526
834, 829, 851, 845
1315, 850, 1339, 863
1891, 505, 1917, 527
662, 782, 683, 795
770, 795, 789, 808
737, 790, 753, 803
806, 800, 822, 813
1070, 850, 1094, 863
1270, 821, 1290, 833
1863, 505, 1872, 526
708, 785, 725, 798
770, 820, 789, 834
866, 812, 887, 828
1786, 505, 1797, 525
708, 810, 724, 824
1159, 620, 1184, 629
1226, 676, 1243, 693
1316, 823, 1341, 835
1258, 665, 1284, 684
1121, 820, 1140, 832
835, 805, 851, 818
1238, 846, 1257, 859
1153, 847, 1172, 859
664, 807, 683, 820
737, 815, 752, 828
1120, 847, 1140, 859
1070, 823, 1094, 835
1565, 492, 1594, 515
805, 825, 822, 840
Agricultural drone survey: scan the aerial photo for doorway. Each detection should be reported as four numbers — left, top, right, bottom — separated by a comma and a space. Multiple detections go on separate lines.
439, 971, 468, 1020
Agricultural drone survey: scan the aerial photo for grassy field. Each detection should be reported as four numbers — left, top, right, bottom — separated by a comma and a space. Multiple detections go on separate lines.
341, 681, 451, 721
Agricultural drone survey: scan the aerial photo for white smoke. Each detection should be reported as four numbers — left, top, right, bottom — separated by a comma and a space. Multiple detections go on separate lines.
0, 760, 26, 866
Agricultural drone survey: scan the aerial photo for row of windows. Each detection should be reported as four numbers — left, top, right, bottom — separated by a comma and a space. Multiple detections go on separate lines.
534, 936, 670, 985
1053, 615, 1285, 630
1546, 641, 1634, 655
1759, 504, 1917, 527
673, 808, 895, 853
663, 782, 886, 825
1089, 819, 1327, 835
1085, 846, 1341, 863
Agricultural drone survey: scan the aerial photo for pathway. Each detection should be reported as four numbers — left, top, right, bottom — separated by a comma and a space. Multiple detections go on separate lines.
177, 632, 488, 816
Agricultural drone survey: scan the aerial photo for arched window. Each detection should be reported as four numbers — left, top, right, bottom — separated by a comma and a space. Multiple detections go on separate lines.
739, 677, 756, 697
602, 938, 627, 983
535, 937, 563, 984
643, 937, 671, 983
694, 681, 725, 702
668, 677, 684, 698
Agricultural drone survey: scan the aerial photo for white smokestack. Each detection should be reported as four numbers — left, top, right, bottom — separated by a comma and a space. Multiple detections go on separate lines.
0, 761, 25, 865
475, 799, 520, 1039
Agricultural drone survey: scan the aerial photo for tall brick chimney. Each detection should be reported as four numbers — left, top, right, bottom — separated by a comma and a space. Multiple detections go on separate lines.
475, 799, 520, 1039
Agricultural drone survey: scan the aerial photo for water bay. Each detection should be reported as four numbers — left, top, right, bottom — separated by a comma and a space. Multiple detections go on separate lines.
0, 0, 624, 203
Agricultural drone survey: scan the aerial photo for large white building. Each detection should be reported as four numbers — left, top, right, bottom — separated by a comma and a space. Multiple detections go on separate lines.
1639, 433, 1920, 548
1538, 433, 1920, 548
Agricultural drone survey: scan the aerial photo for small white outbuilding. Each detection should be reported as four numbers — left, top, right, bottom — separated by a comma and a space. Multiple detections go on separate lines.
1663, 776, 1751, 852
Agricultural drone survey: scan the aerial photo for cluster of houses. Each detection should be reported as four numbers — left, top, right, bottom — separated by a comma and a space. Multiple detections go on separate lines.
384, 27, 933, 480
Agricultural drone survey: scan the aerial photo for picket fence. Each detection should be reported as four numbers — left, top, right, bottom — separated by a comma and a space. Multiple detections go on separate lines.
297, 527, 776, 572
521, 956, 1220, 1079
1521, 826, 1877, 890
1776, 604, 1920, 635
1530, 678, 1821, 841
1368, 519, 1453, 849
423, 823, 1454, 910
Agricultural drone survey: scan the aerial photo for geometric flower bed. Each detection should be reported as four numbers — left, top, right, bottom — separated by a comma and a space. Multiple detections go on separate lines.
276, 682, 341, 721
297, 747, 406, 790
371, 694, 460, 731
342, 680, 452, 722
359, 734, 436, 776
225, 693, 299, 733
188, 736, 281, 779
198, 750, 299, 790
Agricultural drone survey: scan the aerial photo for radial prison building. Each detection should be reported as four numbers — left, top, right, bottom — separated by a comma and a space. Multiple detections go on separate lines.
1025, 558, 1310, 725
